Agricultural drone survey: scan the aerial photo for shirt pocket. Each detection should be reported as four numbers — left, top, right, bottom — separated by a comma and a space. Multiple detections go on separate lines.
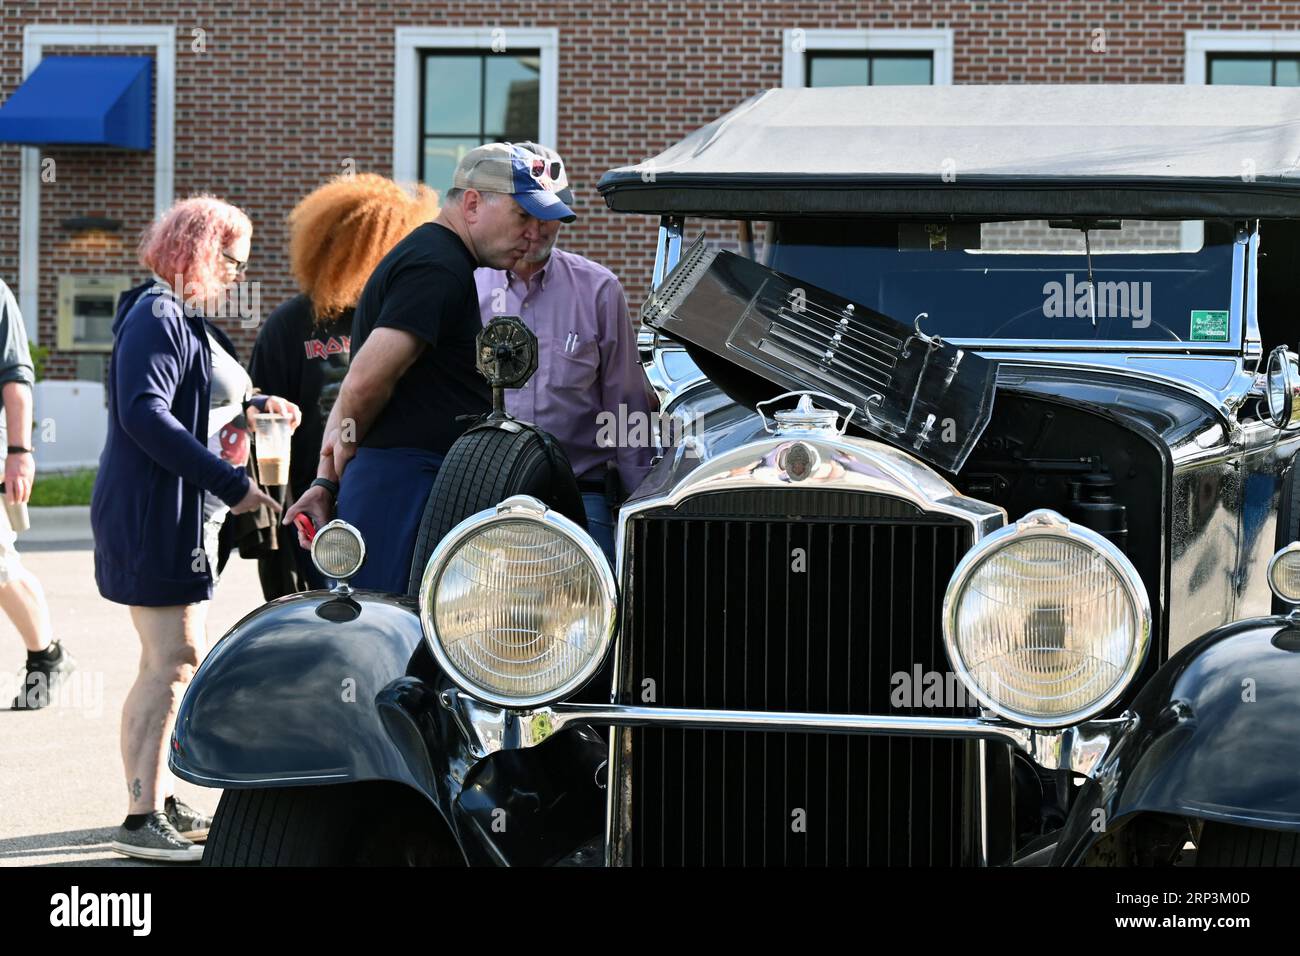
547, 334, 600, 393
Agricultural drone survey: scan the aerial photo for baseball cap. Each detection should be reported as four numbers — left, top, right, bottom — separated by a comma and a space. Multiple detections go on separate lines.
510, 142, 574, 207
452, 143, 576, 222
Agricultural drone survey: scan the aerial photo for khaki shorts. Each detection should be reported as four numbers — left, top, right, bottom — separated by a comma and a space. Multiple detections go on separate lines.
0, 504, 24, 586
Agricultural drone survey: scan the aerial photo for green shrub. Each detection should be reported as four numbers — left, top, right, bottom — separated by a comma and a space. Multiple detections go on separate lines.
29, 468, 96, 507
30, 345, 49, 383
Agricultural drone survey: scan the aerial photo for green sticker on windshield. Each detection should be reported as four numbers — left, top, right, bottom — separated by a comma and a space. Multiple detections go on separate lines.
1190, 310, 1229, 342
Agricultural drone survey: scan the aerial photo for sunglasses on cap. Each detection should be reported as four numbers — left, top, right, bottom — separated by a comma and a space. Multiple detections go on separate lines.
515, 143, 563, 182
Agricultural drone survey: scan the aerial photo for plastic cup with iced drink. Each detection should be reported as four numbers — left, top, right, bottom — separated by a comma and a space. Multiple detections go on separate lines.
254, 412, 292, 486
5, 499, 29, 533
0, 479, 29, 532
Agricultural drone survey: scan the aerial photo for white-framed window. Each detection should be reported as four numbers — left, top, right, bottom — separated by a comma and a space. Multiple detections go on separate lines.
781, 28, 954, 88
17, 24, 175, 342
1186, 30, 1300, 84
393, 27, 558, 191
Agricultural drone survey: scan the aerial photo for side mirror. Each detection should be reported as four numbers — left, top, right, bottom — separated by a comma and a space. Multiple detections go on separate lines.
1265, 345, 1300, 430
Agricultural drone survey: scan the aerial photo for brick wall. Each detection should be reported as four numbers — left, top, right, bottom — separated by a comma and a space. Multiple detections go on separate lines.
3, 1, 1300, 379
34, 45, 157, 382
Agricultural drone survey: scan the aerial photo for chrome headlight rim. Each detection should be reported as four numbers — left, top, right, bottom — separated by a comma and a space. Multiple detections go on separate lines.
1266, 540, 1300, 606
417, 495, 617, 710
942, 508, 1152, 730
310, 518, 366, 582
1265, 345, 1300, 430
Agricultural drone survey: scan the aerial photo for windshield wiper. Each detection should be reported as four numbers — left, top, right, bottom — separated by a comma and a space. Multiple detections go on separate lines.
1049, 219, 1122, 328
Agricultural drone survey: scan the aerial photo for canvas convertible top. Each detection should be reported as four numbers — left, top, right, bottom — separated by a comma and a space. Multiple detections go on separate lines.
597, 85, 1300, 220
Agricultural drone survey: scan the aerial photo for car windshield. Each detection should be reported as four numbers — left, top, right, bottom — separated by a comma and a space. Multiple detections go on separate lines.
724, 218, 1240, 348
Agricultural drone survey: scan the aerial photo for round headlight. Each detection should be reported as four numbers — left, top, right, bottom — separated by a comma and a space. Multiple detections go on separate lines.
311, 519, 366, 582
1265, 345, 1300, 429
1267, 361, 1288, 422
1267, 542, 1300, 605
419, 495, 616, 708
942, 509, 1150, 728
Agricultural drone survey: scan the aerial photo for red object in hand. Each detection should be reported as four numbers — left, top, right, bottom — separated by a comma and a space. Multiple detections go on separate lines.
293, 513, 317, 543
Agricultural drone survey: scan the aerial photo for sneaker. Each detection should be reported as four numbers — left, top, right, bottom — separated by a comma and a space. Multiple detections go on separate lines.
166, 796, 212, 841
11, 642, 76, 710
109, 811, 204, 863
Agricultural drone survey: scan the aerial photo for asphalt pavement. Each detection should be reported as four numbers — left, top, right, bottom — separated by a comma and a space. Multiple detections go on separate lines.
0, 522, 268, 867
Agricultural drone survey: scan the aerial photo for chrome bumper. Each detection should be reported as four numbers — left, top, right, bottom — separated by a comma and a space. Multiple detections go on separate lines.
440, 689, 1135, 779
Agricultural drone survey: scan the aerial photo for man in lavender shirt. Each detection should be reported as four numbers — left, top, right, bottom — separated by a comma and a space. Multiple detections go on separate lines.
475, 143, 656, 563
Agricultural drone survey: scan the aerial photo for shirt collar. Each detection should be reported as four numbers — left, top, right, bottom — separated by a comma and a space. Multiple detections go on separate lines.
507, 262, 547, 291
507, 248, 565, 291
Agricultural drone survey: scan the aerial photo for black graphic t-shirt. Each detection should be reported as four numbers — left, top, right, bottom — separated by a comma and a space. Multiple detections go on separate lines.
349, 221, 490, 453
250, 294, 353, 498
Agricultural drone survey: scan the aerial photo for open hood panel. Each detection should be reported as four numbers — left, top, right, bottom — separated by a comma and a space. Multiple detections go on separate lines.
641, 238, 997, 473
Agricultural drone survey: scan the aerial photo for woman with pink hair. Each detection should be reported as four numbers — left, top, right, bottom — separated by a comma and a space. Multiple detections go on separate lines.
91, 195, 300, 862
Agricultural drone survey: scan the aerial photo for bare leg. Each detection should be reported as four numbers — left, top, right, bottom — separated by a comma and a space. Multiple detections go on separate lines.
120, 603, 207, 814
0, 557, 52, 654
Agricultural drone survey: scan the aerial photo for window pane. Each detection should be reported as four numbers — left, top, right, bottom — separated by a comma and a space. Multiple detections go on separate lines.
424, 55, 482, 133
871, 55, 932, 85
1209, 57, 1273, 85
485, 54, 540, 142
809, 55, 869, 87
422, 136, 480, 193
1276, 59, 1300, 86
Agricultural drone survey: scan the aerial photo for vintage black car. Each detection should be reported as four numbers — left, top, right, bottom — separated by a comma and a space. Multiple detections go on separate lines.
174, 84, 1300, 866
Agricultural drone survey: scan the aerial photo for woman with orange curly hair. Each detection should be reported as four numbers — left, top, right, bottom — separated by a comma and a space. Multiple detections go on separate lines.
249, 173, 439, 597
91, 195, 301, 861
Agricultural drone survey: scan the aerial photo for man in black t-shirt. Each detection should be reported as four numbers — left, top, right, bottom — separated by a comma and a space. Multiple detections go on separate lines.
285, 144, 576, 591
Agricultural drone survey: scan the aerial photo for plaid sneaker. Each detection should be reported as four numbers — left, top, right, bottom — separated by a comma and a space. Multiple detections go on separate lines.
11, 641, 76, 710
166, 796, 212, 841
109, 811, 204, 863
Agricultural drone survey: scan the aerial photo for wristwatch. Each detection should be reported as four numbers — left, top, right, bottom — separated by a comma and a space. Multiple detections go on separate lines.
311, 476, 340, 497
7, 446, 32, 455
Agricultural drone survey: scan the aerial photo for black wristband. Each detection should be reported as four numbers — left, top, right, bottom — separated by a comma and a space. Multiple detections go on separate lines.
7, 446, 32, 455
311, 477, 340, 497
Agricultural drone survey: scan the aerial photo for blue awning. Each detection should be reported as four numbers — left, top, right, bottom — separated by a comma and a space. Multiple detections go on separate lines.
0, 55, 152, 149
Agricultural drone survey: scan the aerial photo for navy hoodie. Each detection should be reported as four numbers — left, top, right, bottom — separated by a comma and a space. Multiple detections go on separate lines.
91, 281, 251, 606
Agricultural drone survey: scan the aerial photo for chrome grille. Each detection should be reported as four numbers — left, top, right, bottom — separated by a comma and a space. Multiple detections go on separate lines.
612, 491, 982, 866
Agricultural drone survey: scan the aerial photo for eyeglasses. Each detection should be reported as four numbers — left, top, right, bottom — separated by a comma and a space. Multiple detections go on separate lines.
222, 251, 248, 275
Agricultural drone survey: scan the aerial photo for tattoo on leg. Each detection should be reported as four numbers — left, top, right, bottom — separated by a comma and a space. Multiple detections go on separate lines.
131, 778, 142, 801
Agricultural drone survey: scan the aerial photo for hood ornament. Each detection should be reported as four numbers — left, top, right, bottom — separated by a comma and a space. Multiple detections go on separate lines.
757, 391, 861, 437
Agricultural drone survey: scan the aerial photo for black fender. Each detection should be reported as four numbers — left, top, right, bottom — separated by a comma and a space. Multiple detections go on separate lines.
1053, 616, 1300, 865
170, 590, 607, 865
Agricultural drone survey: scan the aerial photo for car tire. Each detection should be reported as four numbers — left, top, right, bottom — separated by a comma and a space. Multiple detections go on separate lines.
1196, 821, 1300, 866
202, 785, 463, 866
405, 421, 585, 596
1268, 463, 1300, 614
